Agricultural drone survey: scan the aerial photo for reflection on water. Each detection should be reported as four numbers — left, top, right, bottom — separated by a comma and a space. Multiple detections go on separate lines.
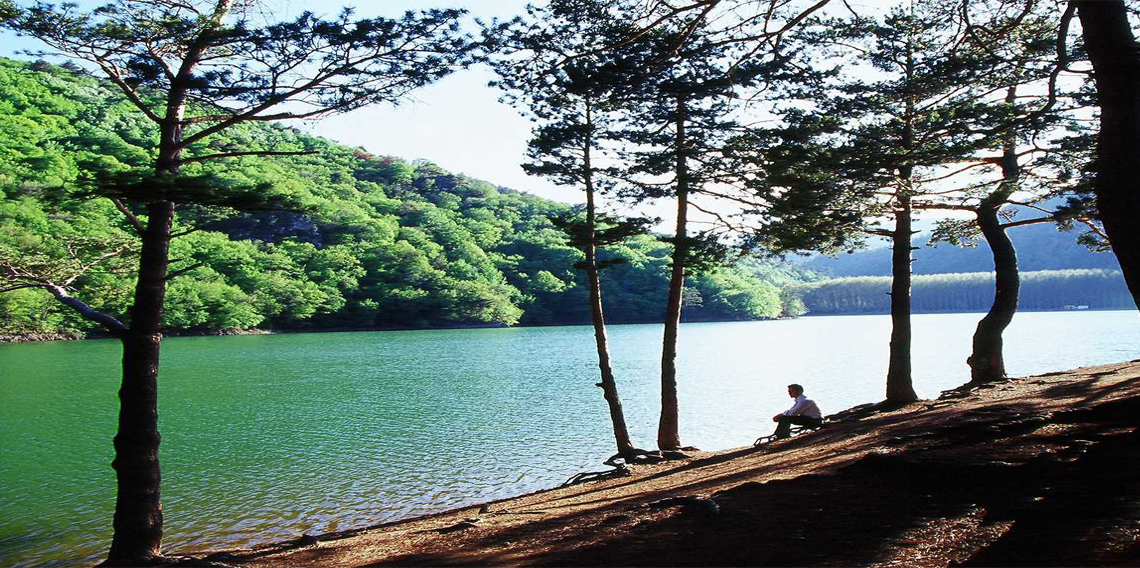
1, 310, 1137, 565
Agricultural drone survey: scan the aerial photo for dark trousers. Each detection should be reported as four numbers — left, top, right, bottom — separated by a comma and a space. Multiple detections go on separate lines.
774, 415, 823, 439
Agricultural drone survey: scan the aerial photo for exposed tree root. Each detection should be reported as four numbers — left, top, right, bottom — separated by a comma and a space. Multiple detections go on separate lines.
561, 464, 631, 487
753, 423, 826, 447
562, 448, 687, 487
604, 448, 674, 467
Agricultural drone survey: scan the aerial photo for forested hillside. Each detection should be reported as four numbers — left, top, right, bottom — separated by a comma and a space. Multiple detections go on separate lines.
1, 59, 1130, 339
0, 59, 805, 337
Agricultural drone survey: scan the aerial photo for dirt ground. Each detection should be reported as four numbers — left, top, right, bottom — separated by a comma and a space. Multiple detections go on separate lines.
190, 361, 1140, 567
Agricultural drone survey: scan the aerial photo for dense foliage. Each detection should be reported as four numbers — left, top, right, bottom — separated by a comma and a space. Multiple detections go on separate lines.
0, 58, 803, 337
0, 58, 1126, 339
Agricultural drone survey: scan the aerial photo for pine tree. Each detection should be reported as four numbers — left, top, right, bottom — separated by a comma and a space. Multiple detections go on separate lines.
492, 0, 655, 461
2, 1, 477, 562
1073, 0, 1140, 315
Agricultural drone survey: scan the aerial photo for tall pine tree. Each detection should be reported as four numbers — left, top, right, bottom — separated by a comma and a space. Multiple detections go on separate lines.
3, 1, 477, 562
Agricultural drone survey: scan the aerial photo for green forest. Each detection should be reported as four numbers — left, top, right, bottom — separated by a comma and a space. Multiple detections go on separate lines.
798, 269, 1132, 314
0, 58, 810, 338
7, 0, 1140, 564
0, 59, 1128, 339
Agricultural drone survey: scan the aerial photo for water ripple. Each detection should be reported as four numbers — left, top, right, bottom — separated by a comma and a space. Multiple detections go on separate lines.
2, 313, 1139, 565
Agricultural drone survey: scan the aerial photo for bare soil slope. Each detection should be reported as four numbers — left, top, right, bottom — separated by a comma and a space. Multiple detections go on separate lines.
197, 361, 1140, 567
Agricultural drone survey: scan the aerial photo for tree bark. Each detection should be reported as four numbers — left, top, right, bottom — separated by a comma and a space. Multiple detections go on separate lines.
1076, 0, 1140, 313
969, 108, 1021, 384
885, 195, 918, 404
586, 248, 636, 457
105, 200, 174, 565
885, 41, 918, 405
106, 72, 187, 562
658, 93, 688, 451
969, 203, 1018, 383
582, 101, 636, 458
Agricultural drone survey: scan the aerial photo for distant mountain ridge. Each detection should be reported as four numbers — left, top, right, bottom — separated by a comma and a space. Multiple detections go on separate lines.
806, 221, 1118, 277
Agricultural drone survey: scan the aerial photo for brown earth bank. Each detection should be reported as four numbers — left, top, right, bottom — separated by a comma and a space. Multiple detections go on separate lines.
0, 330, 86, 342
185, 361, 1140, 568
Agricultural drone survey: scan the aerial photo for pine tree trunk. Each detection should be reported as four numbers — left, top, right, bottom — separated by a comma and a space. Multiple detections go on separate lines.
658, 94, 688, 451
105, 200, 174, 565
582, 101, 635, 458
105, 104, 184, 563
885, 196, 918, 404
969, 204, 1018, 383
885, 40, 919, 406
1077, 0, 1140, 313
586, 259, 636, 457
969, 112, 1021, 385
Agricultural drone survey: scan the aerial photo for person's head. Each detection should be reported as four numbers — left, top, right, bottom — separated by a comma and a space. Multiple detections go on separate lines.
787, 384, 804, 398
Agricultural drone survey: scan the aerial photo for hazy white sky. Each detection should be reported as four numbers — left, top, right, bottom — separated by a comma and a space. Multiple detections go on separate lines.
0, 0, 899, 215
303, 62, 558, 198
0, 0, 572, 201
280, 0, 573, 200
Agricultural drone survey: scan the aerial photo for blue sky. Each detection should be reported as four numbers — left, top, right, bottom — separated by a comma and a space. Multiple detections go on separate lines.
290, 1, 569, 200
0, 0, 903, 218
0, 0, 572, 202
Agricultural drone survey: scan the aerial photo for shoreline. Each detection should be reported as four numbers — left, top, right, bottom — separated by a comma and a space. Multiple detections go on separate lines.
4, 307, 1133, 343
184, 360, 1140, 567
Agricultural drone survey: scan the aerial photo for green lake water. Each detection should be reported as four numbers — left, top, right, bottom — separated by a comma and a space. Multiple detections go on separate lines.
2, 311, 1138, 566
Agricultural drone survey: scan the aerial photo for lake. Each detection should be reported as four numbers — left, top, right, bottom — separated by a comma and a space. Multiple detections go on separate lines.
2, 310, 1138, 566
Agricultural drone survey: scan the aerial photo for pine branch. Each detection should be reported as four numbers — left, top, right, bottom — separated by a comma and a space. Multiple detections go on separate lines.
1, 265, 128, 336
43, 282, 128, 336
164, 262, 205, 281
177, 150, 317, 165
62, 248, 131, 287
110, 198, 145, 235
1000, 216, 1054, 229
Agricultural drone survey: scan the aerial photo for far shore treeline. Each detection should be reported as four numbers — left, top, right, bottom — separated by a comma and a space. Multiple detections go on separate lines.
0, 59, 1125, 339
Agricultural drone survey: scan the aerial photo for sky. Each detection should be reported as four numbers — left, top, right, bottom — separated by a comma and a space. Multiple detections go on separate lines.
279, 0, 573, 201
0, 0, 902, 220
0, 0, 571, 200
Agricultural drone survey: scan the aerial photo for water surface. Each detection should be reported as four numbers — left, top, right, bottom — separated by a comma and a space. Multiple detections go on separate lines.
1, 310, 1137, 566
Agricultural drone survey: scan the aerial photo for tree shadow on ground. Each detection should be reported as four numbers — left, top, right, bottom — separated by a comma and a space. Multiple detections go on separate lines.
212, 369, 1140, 568
360, 393, 1140, 567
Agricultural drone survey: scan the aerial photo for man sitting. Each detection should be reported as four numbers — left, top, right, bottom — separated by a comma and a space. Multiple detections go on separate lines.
771, 383, 823, 439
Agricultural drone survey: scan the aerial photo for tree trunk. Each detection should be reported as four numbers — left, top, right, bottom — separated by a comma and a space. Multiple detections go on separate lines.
586, 257, 636, 457
969, 109, 1021, 384
582, 101, 636, 458
885, 195, 918, 404
885, 40, 919, 405
105, 102, 184, 564
658, 94, 688, 451
105, 200, 174, 565
1076, 0, 1140, 313
969, 204, 1018, 383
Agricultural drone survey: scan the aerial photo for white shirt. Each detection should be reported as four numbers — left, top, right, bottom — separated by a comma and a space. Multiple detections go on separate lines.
783, 394, 822, 419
